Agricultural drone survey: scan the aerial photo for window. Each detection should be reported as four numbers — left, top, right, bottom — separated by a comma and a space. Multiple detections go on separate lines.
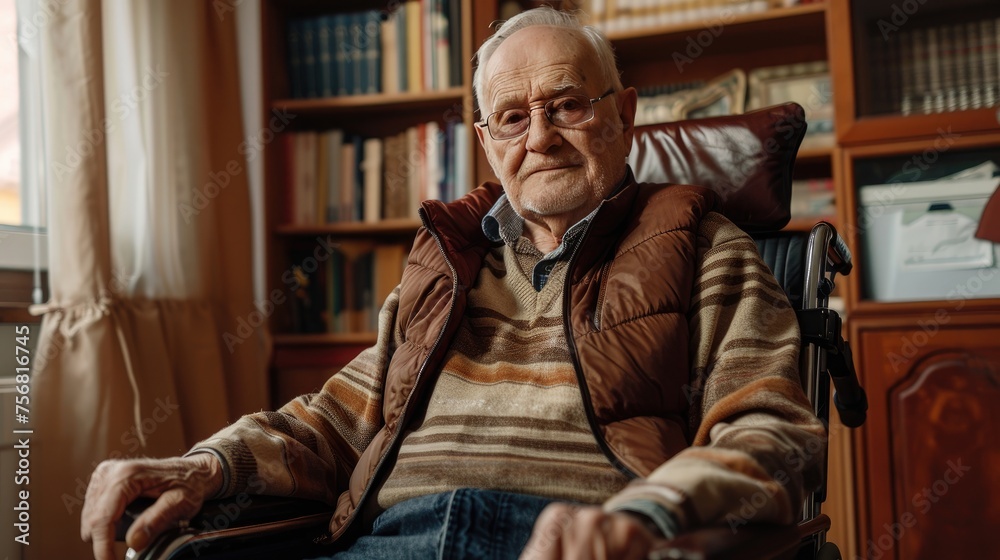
0, 0, 47, 307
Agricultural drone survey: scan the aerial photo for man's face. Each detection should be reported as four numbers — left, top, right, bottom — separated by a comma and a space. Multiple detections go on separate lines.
475, 26, 638, 225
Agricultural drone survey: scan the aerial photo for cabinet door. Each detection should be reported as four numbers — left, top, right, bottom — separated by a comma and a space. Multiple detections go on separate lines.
853, 318, 1000, 560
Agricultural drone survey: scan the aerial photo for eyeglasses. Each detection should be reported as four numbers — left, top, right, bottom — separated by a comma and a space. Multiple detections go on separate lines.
477, 89, 616, 141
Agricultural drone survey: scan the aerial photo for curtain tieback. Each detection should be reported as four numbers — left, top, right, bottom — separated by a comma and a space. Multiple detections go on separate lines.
29, 294, 148, 448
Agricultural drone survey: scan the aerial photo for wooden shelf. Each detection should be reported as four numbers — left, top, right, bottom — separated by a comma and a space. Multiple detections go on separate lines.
796, 145, 834, 163
275, 219, 421, 237
605, 3, 826, 43
783, 215, 836, 232
271, 88, 466, 117
608, 3, 826, 64
274, 332, 378, 346
837, 106, 1000, 146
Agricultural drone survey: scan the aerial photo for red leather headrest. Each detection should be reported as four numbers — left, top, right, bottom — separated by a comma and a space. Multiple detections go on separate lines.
629, 102, 806, 232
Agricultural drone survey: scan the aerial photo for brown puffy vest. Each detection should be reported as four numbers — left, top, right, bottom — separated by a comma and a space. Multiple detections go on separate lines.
328, 177, 717, 540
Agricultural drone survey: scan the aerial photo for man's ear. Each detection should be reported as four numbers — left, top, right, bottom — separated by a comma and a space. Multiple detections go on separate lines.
618, 87, 639, 153
474, 121, 488, 148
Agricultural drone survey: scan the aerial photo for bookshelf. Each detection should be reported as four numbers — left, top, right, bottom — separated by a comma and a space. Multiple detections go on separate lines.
260, 0, 476, 405
258, 1, 1000, 556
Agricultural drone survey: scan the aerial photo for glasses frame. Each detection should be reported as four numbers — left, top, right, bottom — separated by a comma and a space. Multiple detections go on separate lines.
477, 88, 617, 141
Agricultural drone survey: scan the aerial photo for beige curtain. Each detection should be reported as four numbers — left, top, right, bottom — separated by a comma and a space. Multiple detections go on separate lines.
27, 1, 267, 557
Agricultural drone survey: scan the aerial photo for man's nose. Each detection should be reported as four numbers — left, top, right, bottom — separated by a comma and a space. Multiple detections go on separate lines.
524, 106, 562, 152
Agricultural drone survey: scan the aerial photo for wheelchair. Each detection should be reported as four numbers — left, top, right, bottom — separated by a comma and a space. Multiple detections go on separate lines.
116, 102, 868, 560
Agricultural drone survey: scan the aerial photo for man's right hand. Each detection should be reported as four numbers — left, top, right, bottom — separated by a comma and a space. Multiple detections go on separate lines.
81, 453, 224, 560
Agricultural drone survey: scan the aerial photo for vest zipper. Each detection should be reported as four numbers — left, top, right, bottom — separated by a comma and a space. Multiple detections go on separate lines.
330, 210, 461, 541
564, 226, 638, 480
591, 260, 613, 331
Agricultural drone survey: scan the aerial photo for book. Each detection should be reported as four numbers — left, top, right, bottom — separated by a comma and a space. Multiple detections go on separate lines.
333, 14, 350, 96
381, 8, 399, 94
364, 11, 382, 94
286, 19, 304, 98
339, 139, 356, 222
405, 0, 423, 93
324, 129, 344, 222
302, 19, 319, 98
453, 122, 468, 199
447, 0, 462, 88
425, 121, 441, 202
382, 132, 410, 219
317, 16, 335, 97
316, 133, 330, 225
362, 137, 384, 223
349, 12, 365, 95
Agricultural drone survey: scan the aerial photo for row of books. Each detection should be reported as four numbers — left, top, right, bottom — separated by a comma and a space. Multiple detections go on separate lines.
575, 0, 812, 33
872, 18, 1000, 116
286, 0, 462, 99
289, 242, 407, 334
284, 121, 470, 226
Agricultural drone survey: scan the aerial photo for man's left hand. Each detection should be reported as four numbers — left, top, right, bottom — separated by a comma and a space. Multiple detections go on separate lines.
520, 503, 666, 560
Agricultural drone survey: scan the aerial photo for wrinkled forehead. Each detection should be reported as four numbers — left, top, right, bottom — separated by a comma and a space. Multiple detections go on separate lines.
482, 26, 600, 112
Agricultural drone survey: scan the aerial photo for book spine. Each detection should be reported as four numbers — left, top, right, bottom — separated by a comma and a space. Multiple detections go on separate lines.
406, 1, 423, 92
325, 129, 343, 222
381, 10, 397, 94
350, 12, 365, 95
287, 19, 304, 98
353, 135, 365, 221
367, 11, 382, 94
363, 137, 383, 223
318, 16, 335, 97
334, 14, 349, 96
302, 18, 319, 98
397, 4, 408, 92
448, 0, 462, 88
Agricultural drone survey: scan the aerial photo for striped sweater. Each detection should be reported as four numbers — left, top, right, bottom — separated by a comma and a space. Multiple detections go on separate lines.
191, 211, 825, 536
376, 235, 630, 508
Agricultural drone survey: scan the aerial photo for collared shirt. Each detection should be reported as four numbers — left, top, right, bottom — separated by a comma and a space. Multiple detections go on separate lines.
481, 170, 631, 291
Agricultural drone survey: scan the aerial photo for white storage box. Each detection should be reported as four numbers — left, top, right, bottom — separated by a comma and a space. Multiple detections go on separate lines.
859, 177, 1000, 302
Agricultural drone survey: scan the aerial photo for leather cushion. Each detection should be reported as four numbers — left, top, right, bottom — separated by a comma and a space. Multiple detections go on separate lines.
754, 232, 807, 311
629, 102, 806, 232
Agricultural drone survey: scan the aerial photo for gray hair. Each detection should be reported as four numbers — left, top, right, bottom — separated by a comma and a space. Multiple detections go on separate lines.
472, 7, 623, 114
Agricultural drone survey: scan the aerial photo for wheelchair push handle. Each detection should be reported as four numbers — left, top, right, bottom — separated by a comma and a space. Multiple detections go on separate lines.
828, 342, 867, 428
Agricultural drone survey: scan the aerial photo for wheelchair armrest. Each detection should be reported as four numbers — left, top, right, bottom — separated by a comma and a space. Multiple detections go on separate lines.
115, 495, 333, 560
649, 514, 831, 560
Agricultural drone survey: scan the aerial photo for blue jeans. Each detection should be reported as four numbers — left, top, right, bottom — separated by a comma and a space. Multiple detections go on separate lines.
320, 488, 556, 560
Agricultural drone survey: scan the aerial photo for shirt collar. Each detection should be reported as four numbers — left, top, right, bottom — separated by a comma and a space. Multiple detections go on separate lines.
481, 168, 632, 248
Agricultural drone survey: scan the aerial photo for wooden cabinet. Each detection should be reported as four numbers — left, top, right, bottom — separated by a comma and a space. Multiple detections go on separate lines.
850, 315, 1000, 560
828, 0, 1000, 557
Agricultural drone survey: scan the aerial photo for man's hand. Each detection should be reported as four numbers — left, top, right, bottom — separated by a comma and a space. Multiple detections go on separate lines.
81, 454, 223, 560
520, 503, 667, 560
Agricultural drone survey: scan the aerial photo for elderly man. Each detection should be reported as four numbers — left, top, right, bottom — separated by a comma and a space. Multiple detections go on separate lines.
82, 7, 824, 560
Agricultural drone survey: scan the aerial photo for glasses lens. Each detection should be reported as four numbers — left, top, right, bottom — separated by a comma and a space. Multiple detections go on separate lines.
546, 95, 594, 127
488, 108, 530, 140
